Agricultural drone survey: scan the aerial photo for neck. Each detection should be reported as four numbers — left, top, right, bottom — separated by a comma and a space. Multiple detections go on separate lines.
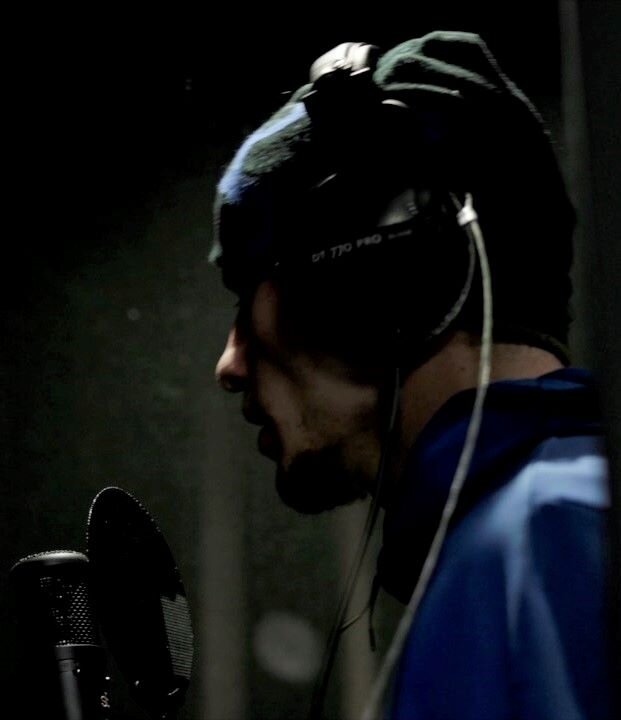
389, 332, 564, 480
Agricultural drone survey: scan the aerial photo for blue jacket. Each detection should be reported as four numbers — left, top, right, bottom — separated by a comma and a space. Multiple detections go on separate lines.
378, 369, 612, 719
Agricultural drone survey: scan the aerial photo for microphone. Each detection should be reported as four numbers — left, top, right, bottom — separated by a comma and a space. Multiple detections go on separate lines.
87, 486, 194, 720
9, 550, 111, 720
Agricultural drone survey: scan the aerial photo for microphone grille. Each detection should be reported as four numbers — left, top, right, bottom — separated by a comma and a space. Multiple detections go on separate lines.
40, 573, 98, 645
10, 550, 100, 646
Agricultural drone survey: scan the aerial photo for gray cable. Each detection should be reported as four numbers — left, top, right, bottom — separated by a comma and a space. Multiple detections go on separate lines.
360, 194, 493, 720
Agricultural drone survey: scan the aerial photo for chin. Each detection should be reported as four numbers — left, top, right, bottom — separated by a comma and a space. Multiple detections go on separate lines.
275, 445, 368, 514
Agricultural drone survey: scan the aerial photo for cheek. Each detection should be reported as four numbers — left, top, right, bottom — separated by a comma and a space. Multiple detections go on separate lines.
256, 369, 326, 448
303, 372, 380, 426
254, 361, 302, 419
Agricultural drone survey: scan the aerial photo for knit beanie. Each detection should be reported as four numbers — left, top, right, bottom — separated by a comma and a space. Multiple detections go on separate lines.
212, 31, 576, 362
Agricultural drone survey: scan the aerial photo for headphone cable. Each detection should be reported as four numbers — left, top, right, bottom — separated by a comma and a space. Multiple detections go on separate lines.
360, 193, 493, 720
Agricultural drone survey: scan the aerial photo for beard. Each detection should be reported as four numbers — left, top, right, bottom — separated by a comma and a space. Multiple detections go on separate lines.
275, 444, 369, 514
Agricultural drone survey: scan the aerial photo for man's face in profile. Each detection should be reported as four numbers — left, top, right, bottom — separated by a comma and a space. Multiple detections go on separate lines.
215, 280, 382, 513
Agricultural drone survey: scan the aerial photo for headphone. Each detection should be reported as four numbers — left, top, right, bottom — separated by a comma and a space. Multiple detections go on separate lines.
267, 42, 479, 372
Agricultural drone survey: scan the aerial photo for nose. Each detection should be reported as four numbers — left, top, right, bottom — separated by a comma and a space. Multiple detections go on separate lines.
215, 325, 249, 393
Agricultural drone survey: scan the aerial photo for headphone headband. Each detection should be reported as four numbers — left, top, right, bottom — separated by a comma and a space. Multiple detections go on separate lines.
301, 42, 381, 127
309, 42, 379, 82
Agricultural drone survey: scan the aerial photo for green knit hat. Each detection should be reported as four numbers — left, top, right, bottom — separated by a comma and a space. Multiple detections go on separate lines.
212, 31, 575, 361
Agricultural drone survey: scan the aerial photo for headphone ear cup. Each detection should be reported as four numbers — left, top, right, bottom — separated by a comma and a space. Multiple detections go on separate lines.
388, 194, 475, 357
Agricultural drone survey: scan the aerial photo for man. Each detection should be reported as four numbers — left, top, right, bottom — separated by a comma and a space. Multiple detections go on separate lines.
212, 32, 612, 719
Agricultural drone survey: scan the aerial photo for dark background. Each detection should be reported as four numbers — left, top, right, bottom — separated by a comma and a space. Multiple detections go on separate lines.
2, 4, 619, 719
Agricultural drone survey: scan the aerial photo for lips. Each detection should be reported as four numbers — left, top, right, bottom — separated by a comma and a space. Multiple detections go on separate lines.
242, 396, 268, 426
242, 397, 281, 460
